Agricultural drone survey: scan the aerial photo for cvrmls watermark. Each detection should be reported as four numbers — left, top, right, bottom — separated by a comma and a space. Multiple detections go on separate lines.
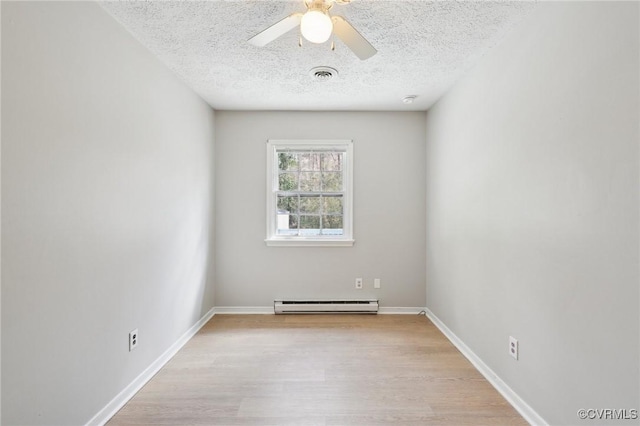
577, 409, 638, 421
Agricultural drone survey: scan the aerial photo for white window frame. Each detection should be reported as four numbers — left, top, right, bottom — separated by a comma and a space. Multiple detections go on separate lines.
265, 139, 354, 247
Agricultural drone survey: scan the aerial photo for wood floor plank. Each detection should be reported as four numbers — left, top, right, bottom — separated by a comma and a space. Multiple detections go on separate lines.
107, 314, 527, 425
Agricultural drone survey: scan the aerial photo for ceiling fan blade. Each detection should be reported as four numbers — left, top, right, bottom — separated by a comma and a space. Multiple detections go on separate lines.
331, 15, 377, 60
248, 13, 303, 47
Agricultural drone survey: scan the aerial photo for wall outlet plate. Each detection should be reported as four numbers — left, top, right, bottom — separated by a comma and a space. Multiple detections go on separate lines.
509, 336, 518, 360
374, 278, 381, 289
129, 329, 139, 351
355, 278, 363, 289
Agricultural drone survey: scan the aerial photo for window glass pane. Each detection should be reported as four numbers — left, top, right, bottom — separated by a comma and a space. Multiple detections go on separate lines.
278, 172, 298, 191
290, 214, 300, 230
299, 153, 321, 171
300, 215, 320, 230
277, 195, 298, 214
321, 152, 343, 171
321, 172, 342, 192
323, 196, 343, 214
299, 196, 321, 214
278, 152, 298, 171
299, 172, 322, 192
322, 215, 343, 235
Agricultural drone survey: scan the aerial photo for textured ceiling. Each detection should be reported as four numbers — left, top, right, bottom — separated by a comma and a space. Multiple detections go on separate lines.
99, 1, 536, 111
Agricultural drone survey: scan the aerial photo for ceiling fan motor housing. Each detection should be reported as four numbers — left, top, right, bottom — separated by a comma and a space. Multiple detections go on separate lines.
306, 0, 332, 13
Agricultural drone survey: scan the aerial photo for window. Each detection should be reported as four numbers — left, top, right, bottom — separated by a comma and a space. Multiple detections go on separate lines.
266, 139, 354, 246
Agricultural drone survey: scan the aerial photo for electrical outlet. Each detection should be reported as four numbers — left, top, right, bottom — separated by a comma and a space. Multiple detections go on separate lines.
129, 329, 139, 351
374, 278, 381, 289
509, 336, 518, 360
355, 278, 363, 289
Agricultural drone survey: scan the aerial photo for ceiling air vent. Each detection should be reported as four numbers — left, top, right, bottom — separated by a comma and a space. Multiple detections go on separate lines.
310, 66, 338, 82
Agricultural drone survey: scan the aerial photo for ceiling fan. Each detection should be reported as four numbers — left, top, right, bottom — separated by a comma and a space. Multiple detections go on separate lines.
248, 0, 377, 60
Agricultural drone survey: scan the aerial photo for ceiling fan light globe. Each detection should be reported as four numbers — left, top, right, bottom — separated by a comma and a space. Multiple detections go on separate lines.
301, 11, 333, 44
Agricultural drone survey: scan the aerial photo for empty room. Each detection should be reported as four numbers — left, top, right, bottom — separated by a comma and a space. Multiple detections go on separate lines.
1, 1, 638, 425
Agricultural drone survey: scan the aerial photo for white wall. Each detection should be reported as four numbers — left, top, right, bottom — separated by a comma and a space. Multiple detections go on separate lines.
1, 2, 215, 424
425, 2, 638, 425
215, 111, 426, 308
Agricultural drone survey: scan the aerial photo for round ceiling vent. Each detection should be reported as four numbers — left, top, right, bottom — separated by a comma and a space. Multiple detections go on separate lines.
310, 66, 338, 82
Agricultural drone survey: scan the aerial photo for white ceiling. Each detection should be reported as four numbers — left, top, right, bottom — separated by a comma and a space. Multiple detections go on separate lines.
99, 1, 536, 111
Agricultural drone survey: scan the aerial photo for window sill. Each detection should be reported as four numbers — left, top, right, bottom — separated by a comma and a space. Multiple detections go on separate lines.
265, 239, 355, 247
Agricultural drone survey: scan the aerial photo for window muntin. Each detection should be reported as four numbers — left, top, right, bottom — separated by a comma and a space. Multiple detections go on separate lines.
266, 140, 353, 246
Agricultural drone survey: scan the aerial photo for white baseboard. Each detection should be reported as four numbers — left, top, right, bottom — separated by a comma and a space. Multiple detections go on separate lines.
378, 307, 426, 314
214, 306, 426, 315
214, 306, 274, 314
423, 308, 548, 426
85, 307, 215, 426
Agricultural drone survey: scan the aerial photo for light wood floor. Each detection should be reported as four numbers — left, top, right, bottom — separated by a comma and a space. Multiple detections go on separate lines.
108, 314, 527, 425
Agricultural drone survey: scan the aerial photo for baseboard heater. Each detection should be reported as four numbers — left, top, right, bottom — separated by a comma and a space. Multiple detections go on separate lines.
274, 299, 379, 314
